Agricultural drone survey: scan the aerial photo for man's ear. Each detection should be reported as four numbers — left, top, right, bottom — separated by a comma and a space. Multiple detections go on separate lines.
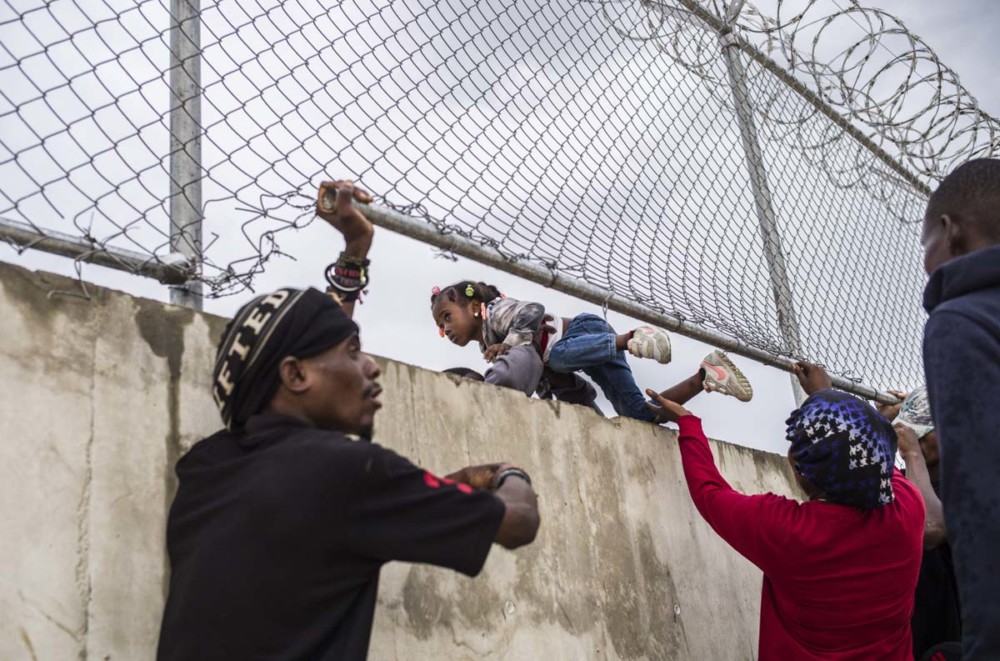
941, 213, 967, 257
278, 356, 310, 394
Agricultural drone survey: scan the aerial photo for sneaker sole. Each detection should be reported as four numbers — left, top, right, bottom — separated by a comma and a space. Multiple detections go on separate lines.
705, 352, 753, 402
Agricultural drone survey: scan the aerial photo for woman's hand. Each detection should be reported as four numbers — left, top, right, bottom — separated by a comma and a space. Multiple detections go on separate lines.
791, 361, 833, 396
644, 389, 692, 424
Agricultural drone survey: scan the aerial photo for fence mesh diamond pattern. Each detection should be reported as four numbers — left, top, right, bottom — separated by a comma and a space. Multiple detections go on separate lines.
1, 0, 997, 393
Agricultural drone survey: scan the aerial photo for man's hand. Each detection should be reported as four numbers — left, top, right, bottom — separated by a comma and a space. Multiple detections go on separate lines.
644, 389, 692, 424
894, 424, 922, 459
316, 180, 374, 247
445, 463, 509, 491
791, 361, 833, 396
484, 343, 511, 363
875, 390, 909, 422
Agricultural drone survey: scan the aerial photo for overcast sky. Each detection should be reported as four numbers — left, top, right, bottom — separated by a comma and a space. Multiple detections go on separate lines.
2, 0, 997, 453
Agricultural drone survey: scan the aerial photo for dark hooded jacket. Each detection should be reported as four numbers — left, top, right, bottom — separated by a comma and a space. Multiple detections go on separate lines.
923, 244, 1000, 660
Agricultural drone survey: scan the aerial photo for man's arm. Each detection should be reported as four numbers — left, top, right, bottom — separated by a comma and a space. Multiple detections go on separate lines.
493, 474, 540, 549
446, 463, 540, 549
345, 451, 540, 577
315, 180, 374, 320
896, 425, 946, 549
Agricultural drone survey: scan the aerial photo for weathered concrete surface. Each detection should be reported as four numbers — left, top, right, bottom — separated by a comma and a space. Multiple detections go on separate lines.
0, 262, 800, 660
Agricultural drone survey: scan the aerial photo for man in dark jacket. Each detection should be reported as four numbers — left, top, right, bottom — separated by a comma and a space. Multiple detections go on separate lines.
921, 158, 1000, 661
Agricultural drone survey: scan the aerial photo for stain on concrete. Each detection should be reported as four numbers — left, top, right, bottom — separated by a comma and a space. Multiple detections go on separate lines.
581, 441, 688, 660
401, 566, 503, 644
0, 263, 103, 332
134, 300, 195, 602
401, 568, 447, 640
19, 627, 38, 661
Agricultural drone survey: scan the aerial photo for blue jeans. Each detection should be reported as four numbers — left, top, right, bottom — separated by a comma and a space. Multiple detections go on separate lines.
546, 314, 656, 422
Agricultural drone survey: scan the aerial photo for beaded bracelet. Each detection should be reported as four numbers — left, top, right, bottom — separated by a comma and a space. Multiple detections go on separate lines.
325, 252, 370, 303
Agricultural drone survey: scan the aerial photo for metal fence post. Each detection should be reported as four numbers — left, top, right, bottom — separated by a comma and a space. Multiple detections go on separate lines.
718, 28, 807, 404
168, 0, 203, 309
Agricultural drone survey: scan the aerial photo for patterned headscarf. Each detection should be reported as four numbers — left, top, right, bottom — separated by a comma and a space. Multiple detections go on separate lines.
785, 389, 897, 509
896, 386, 934, 439
212, 288, 358, 429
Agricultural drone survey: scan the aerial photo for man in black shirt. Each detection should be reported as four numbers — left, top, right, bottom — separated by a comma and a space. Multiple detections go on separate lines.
157, 181, 541, 661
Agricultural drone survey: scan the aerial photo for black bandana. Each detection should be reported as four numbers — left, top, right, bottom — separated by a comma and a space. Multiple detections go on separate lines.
212, 288, 358, 429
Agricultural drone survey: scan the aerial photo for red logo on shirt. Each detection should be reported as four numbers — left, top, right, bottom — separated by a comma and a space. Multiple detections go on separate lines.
423, 471, 473, 494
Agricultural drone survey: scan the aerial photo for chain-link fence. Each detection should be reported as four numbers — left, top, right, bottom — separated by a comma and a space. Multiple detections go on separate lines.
1, 0, 997, 396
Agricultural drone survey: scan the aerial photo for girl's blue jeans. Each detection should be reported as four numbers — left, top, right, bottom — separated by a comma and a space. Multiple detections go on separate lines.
546, 313, 657, 422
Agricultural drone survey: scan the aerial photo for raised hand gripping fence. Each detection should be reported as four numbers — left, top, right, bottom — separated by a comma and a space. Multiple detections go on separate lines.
1, 0, 997, 400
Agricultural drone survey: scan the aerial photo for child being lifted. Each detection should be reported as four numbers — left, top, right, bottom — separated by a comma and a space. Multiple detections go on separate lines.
430, 280, 753, 422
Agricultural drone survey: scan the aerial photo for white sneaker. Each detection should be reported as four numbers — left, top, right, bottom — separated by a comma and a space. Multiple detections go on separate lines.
627, 326, 672, 364
701, 350, 753, 402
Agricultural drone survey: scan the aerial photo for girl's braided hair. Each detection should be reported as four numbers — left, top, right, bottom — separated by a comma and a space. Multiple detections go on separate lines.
430, 281, 502, 306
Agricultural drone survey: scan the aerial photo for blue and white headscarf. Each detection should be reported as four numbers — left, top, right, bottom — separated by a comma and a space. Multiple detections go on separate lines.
785, 389, 897, 509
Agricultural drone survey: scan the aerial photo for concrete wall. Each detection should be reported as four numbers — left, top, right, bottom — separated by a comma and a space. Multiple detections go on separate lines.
0, 262, 800, 660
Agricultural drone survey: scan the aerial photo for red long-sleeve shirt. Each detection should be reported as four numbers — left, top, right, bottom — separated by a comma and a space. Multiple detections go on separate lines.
676, 415, 924, 660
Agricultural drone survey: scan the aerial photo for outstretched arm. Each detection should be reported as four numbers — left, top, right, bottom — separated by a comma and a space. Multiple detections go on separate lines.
646, 390, 785, 573
315, 180, 374, 319
896, 425, 946, 549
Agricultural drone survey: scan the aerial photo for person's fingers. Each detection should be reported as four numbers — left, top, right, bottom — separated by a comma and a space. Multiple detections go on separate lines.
646, 389, 689, 417
644, 402, 664, 419
645, 388, 669, 404
317, 181, 336, 213
353, 186, 373, 204
336, 181, 354, 215
444, 468, 467, 483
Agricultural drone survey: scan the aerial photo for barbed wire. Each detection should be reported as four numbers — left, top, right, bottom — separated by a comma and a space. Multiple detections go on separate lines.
0, 0, 996, 391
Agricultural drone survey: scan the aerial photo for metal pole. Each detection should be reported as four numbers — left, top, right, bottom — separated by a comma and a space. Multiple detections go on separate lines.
360, 202, 898, 404
0, 216, 192, 284
718, 29, 807, 404
168, 0, 203, 309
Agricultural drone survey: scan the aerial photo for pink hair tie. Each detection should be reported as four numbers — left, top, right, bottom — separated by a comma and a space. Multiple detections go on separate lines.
431, 285, 441, 296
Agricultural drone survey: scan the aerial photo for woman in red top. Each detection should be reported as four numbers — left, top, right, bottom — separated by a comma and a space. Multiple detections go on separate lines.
646, 362, 925, 660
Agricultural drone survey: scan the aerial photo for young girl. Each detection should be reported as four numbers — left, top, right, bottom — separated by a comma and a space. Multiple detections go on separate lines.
430, 281, 753, 423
